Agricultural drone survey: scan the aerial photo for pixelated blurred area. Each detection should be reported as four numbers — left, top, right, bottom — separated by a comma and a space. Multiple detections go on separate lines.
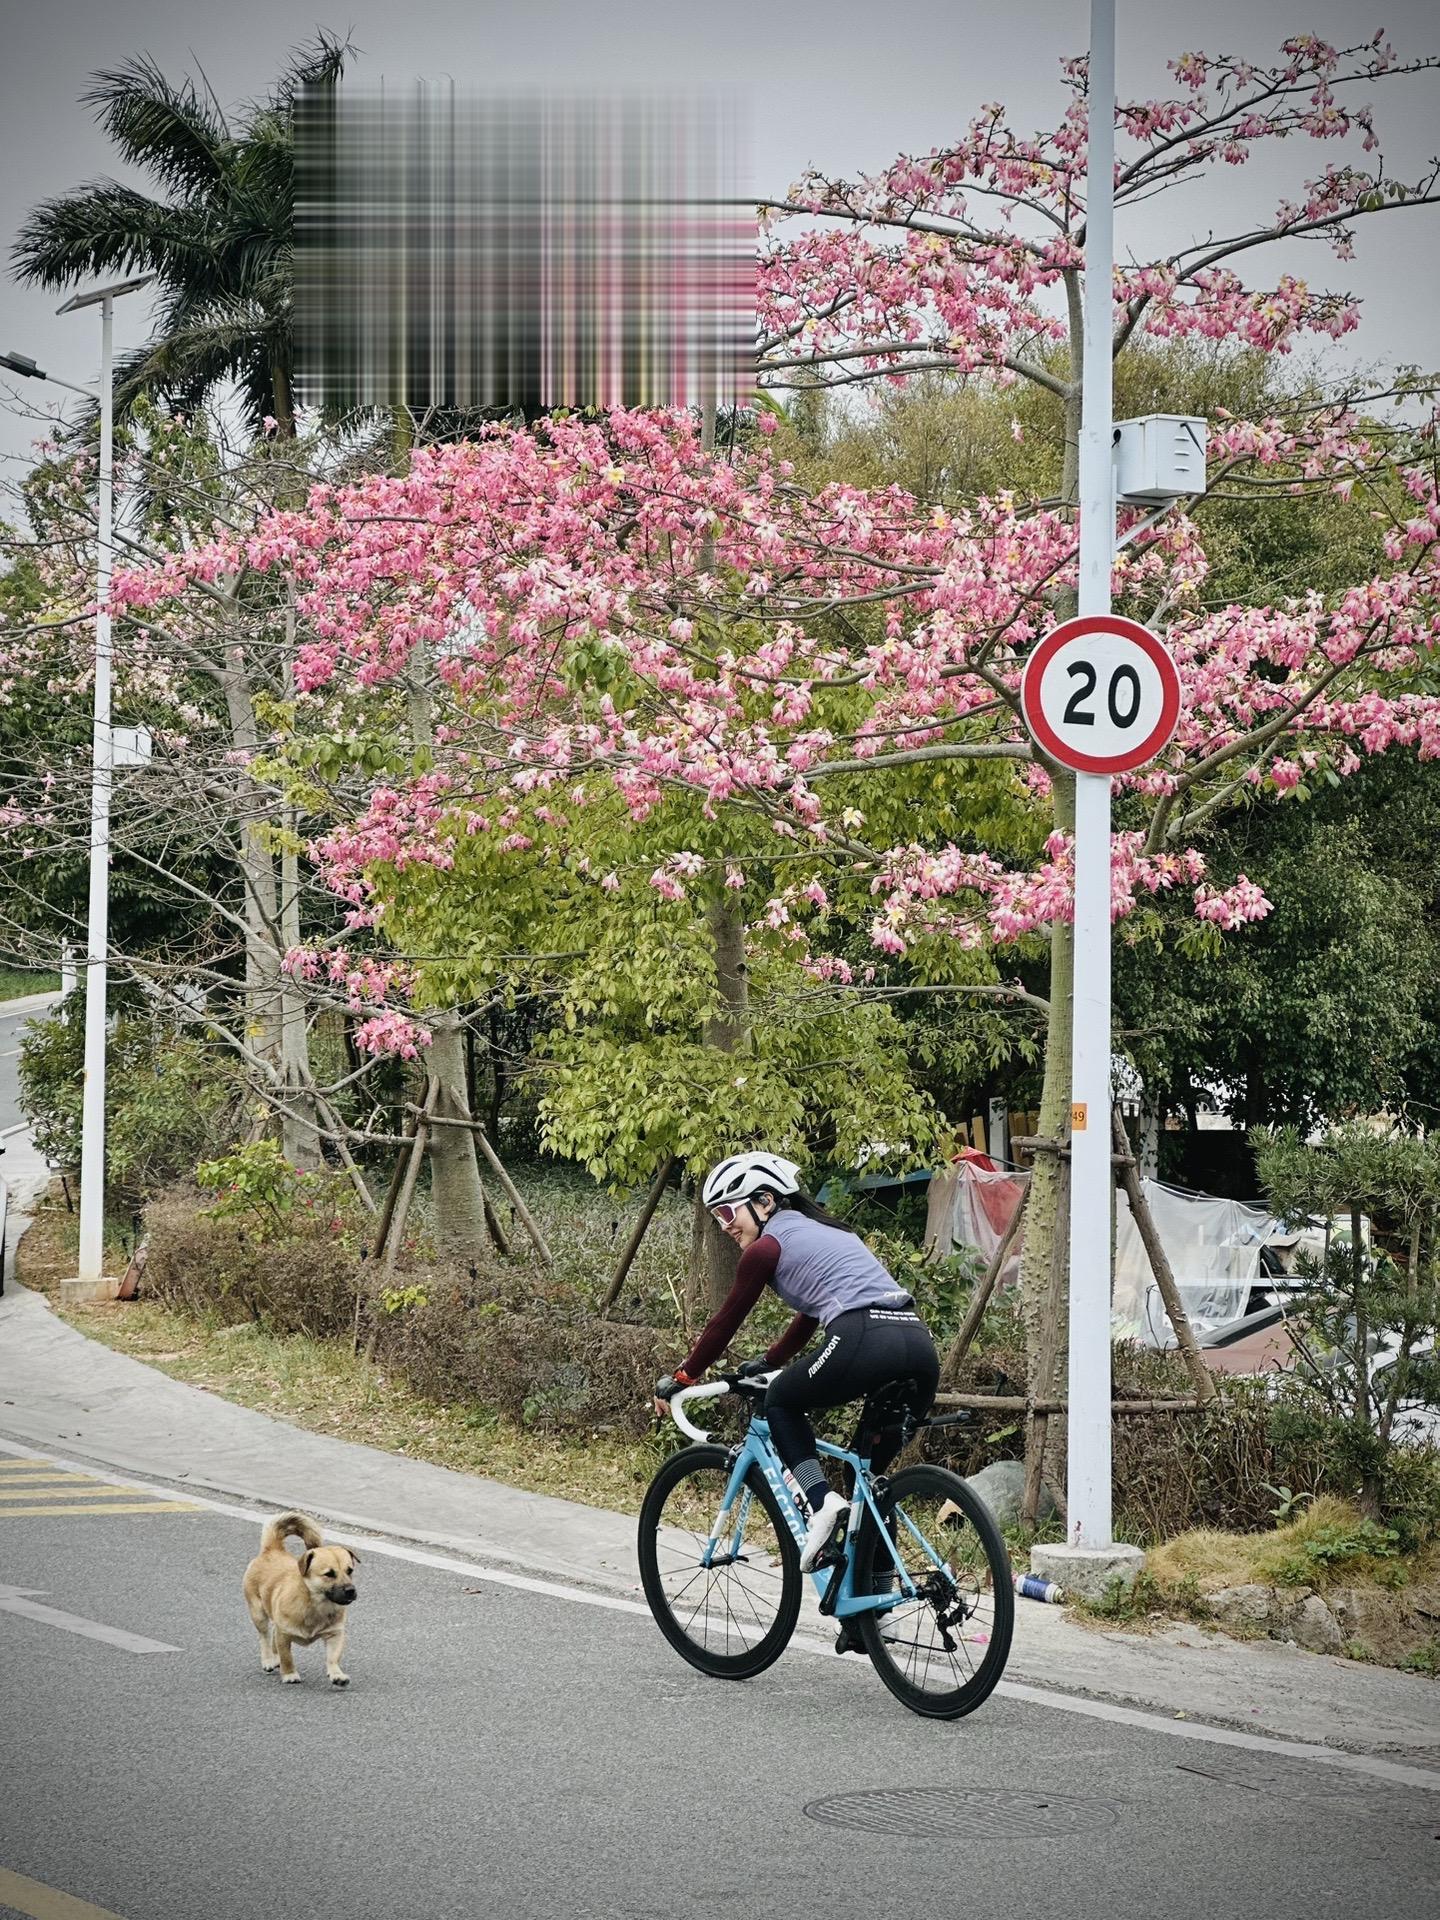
295, 87, 755, 417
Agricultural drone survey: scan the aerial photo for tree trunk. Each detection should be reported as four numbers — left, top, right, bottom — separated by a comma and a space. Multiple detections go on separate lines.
1016, 320, 1084, 1365
402, 646, 493, 1257
278, 828, 322, 1170
1138, 1093, 1162, 1178
221, 655, 285, 1083
1017, 769, 1076, 1361
1351, 1201, 1381, 1520
426, 1014, 491, 1260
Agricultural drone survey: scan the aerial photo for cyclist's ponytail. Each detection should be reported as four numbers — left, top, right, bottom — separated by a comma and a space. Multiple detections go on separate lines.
773, 1191, 858, 1234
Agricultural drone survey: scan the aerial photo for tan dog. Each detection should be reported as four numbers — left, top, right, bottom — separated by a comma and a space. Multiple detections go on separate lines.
242, 1511, 360, 1687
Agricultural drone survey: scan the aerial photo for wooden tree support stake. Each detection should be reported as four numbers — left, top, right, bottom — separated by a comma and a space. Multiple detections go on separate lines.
939, 1180, 1030, 1386
473, 1124, 554, 1268
1110, 1106, 1217, 1406
1023, 1152, 1070, 1530
600, 1155, 677, 1318
368, 1106, 420, 1267
384, 1080, 438, 1283
403, 1104, 554, 1268
482, 1192, 513, 1259
935, 1393, 1209, 1415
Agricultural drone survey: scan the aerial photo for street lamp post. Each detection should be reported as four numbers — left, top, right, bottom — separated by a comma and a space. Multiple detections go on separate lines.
1067, 0, 1119, 1552
1, 273, 152, 1297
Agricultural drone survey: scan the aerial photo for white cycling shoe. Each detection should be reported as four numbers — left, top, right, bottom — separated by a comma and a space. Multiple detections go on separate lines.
799, 1490, 849, 1572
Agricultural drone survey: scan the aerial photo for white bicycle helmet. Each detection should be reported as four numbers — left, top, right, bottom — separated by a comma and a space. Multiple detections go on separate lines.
702, 1151, 802, 1211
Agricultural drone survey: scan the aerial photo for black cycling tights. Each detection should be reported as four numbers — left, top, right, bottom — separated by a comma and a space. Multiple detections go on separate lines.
763, 1306, 940, 1507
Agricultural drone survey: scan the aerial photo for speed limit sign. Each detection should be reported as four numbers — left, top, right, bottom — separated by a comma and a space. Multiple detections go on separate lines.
1020, 614, 1180, 775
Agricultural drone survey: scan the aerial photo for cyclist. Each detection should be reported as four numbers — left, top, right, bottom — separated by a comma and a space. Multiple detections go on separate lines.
655, 1151, 941, 1574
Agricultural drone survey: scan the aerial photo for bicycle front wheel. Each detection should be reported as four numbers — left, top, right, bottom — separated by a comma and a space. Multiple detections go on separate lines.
852, 1463, 1013, 1719
637, 1444, 801, 1679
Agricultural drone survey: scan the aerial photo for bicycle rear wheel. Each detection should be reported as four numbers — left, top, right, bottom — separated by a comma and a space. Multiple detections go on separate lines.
852, 1463, 1013, 1719
637, 1444, 802, 1679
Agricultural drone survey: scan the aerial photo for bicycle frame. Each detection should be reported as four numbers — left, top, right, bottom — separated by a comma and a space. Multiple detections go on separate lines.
696, 1400, 945, 1621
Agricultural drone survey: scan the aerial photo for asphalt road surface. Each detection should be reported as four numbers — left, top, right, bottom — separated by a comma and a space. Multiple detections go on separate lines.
0, 1000, 34, 1135
1, 1454, 1436, 1920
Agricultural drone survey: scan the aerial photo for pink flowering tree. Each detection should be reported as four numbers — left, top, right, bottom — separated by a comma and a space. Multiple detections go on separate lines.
53, 29, 1440, 1331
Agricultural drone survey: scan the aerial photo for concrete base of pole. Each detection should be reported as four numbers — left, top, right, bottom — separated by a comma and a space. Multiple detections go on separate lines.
60, 1276, 119, 1306
1029, 1540, 1145, 1604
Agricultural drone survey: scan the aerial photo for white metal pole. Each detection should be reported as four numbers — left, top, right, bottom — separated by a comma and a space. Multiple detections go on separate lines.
76, 295, 114, 1284
1066, 0, 1117, 1547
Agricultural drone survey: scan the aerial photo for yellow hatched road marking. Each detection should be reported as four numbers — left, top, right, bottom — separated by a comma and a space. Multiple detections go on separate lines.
0, 1458, 49, 1469
0, 1484, 152, 1500
0, 1476, 104, 1490
0, 1865, 127, 1918
0, 1502, 202, 1518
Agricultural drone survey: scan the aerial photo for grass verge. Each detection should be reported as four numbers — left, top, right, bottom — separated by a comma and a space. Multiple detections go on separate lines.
0, 965, 60, 1001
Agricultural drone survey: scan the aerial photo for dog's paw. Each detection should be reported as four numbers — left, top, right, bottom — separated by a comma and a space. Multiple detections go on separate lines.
260, 1658, 280, 1673
329, 1672, 350, 1688
280, 1672, 302, 1685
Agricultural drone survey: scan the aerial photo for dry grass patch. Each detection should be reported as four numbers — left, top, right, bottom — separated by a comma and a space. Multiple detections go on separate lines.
1147, 1495, 1424, 1594
53, 1297, 665, 1514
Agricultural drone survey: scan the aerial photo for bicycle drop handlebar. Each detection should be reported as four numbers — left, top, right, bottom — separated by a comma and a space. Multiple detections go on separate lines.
668, 1371, 780, 1443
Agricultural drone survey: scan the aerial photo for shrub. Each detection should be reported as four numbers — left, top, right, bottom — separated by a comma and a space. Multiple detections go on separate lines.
142, 1194, 358, 1340
375, 1289, 671, 1437
196, 1139, 355, 1245
20, 1011, 237, 1202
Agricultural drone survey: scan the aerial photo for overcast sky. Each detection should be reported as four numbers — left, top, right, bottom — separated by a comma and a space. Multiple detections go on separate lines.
2, 0, 1436, 477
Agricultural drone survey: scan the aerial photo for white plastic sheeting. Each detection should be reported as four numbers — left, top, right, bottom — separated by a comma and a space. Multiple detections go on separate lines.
925, 1158, 1319, 1350
924, 1159, 1028, 1287
1113, 1181, 1280, 1347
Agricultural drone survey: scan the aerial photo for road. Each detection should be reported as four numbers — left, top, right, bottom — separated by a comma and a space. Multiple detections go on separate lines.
0, 998, 37, 1134
1, 1454, 1436, 1920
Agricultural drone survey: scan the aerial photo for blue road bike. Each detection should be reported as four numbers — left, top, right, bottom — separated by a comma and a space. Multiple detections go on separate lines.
637, 1370, 1013, 1719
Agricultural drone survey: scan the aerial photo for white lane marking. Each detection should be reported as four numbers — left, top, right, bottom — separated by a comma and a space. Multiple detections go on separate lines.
1, 1436, 1436, 1794
0, 1583, 181, 1654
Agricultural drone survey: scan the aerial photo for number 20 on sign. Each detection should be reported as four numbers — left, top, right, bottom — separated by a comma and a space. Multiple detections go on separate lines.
1020, 614, 1180, 777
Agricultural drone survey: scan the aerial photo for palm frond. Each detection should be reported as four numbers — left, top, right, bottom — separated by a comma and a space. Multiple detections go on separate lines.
273, 31, 352, 105
80, 56, 231, 197
11, 184, 215, 290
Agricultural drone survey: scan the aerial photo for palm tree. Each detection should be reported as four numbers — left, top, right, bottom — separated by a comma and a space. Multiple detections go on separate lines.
11, 35, 348, 438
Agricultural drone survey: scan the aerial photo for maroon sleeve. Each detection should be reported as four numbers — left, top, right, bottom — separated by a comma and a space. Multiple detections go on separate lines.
764, 1312, 819, 1368
677, 1236, 781, 1379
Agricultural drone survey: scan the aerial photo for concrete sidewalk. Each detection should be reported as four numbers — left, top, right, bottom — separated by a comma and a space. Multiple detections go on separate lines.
1, 1175, 1436, 1759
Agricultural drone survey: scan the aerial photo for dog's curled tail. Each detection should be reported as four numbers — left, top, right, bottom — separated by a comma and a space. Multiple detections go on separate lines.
260, 1510, 323, 1555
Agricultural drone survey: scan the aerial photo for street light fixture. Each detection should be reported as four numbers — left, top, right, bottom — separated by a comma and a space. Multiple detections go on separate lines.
2, 272, 153, 1296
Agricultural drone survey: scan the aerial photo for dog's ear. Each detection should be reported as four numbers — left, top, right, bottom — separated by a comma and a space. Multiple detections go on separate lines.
347, 1548, 361, 1567
300, 1550, 315, 1577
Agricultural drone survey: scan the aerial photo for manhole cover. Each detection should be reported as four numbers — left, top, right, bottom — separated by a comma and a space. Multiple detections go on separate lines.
803, 1786, 1120, 1840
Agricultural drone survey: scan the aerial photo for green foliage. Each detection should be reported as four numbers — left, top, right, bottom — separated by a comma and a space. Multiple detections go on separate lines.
1251, 1123, 1440, 1521
1263, 1483, 1315, 1523
196, 1138, 352, 1244
380, 1284, 430, 1316
18, 1008, 235, 1199
1116, 780, 1440, 1135
1258, 1517, 1400, 1587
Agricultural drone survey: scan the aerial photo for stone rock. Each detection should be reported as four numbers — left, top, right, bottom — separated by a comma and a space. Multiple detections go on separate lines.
1207, 1583, 1273, 1631
1286, 1592, 1345, 1655
1030, 1540, 1146, 1604
965, 1458, 1057, 1528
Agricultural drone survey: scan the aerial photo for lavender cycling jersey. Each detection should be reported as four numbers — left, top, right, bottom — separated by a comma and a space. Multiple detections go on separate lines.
762, 1207, 913, 1327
